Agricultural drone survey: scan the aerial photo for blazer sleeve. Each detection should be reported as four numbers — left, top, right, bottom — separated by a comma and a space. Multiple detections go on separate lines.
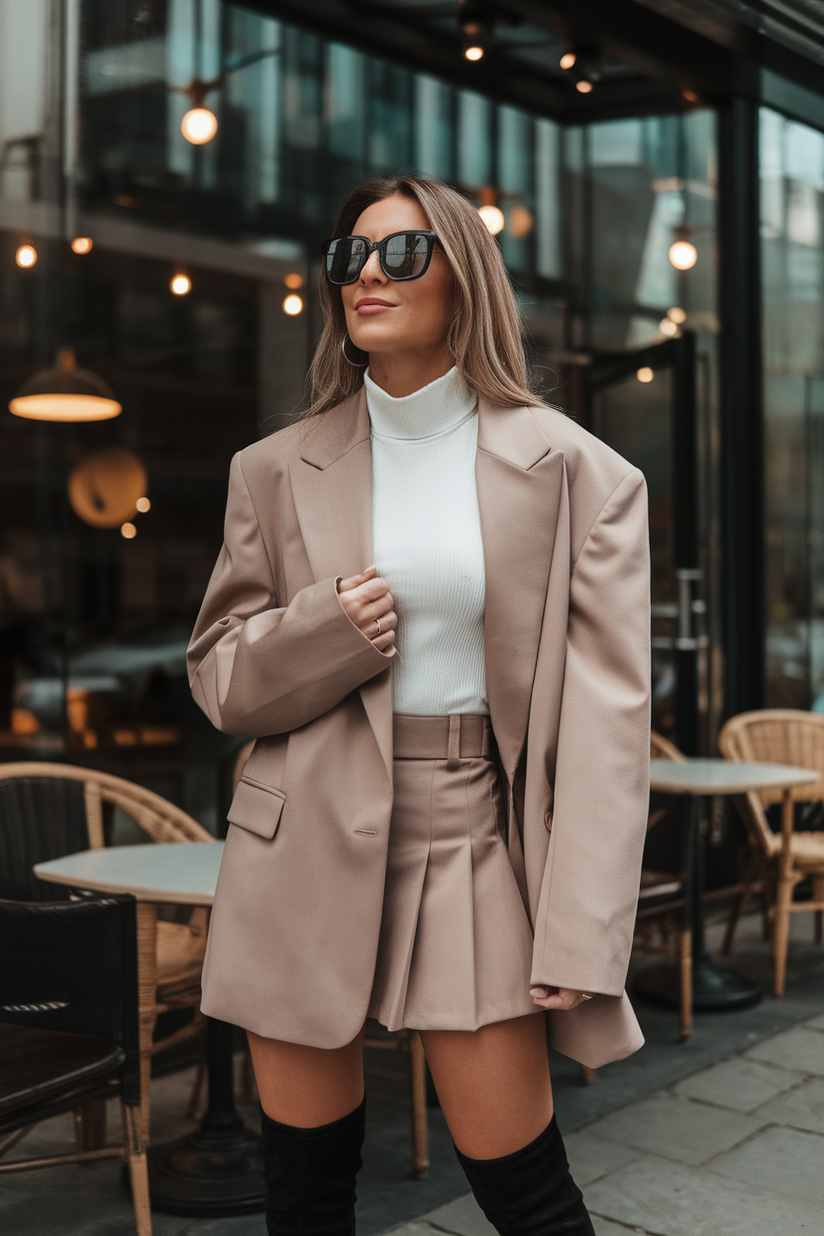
187, 453, 392, 737
531, 468, 651, 997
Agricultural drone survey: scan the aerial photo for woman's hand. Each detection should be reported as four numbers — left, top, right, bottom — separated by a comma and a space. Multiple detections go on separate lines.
337, 566, 397, 655
530, 986, 593, 1011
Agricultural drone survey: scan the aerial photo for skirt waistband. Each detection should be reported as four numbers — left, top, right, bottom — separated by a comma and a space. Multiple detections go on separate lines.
392, 714, 493, 761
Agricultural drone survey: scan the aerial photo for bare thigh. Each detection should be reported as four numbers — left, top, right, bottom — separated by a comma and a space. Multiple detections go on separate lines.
421, 1012, 553, 1159
248, 1022, 366, 1128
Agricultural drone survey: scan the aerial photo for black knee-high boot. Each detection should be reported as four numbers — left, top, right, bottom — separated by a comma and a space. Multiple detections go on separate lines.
454, 1115, 595, 1236
260, 1098, 365, 1236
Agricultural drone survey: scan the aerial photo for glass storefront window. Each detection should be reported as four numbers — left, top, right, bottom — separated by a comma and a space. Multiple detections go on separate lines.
761, 108, 824, 708
0, 0, 724, 822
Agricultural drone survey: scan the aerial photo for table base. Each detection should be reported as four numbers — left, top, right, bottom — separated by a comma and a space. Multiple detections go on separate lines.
147, 1111, 264, 1217
635, 954, 763, 1013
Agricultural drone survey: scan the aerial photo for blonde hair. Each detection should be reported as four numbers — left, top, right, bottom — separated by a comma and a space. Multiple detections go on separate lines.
302, 175, 543, 417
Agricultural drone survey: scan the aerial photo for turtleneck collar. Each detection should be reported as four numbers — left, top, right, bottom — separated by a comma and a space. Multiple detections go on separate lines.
364, 366, 477, 442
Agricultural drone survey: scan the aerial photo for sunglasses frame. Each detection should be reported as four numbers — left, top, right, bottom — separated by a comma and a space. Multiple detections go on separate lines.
321, 230, 440, 285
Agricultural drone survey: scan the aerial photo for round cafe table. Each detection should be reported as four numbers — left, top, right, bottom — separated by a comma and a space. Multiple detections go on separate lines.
34, 842, 265, 1218
639, 759, 819, 1012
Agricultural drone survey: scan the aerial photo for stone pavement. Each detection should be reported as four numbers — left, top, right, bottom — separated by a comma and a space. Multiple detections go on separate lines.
384, 1013, 824, 1236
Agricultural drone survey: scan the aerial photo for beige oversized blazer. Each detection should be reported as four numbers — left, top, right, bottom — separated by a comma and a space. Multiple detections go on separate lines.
187, 388, 651, 1070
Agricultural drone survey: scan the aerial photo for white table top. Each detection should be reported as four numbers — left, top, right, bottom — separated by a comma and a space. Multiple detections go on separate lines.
34, 842, 224, 906
650, 758, 819, 796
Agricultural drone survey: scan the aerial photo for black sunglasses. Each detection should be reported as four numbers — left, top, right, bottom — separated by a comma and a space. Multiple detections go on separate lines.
321, 230, 440, 285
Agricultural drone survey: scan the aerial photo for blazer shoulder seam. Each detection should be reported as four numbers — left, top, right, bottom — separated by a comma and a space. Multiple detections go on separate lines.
235, 453, 278, 599
571, 468, 645, 570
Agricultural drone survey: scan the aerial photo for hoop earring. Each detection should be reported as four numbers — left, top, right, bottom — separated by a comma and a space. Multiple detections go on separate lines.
341, 335, 364, 366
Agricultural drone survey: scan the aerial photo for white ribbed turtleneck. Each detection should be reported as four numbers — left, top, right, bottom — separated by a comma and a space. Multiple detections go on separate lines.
366, 366, 488, 716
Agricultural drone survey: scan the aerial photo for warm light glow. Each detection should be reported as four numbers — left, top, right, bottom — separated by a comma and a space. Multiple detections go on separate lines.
464, 45, 484, 61
171, 273, 191, 295
9, 393, 121, 422
509, 205, 533, 238
667, 306, 687, 324
136, 496, 151, 513
181, 106, 218, 145
121, 522, 137, 539
284, 272, 304, 290
637, 367, 654, 384
575, 80, 593, 94
283, 294, 303, 316
11, 707, 39, 736
478, 204, 505, 235
659, 318, 678, 337
560, 52, 576, 70
15, 245, 36, 268
669, 240, 697, 270
682, 89, 699, 103
71, 237, 93, 255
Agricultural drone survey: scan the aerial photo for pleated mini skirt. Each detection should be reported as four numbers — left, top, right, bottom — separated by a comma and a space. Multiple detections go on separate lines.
367, 714, 539, 1032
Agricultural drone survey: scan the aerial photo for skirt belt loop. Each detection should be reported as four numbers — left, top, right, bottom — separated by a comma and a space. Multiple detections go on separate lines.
447, 715, 461, 770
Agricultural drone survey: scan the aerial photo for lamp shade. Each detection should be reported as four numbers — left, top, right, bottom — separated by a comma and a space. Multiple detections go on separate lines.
9, 348, 121, 422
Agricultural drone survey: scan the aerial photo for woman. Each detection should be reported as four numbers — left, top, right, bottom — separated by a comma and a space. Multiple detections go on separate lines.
188, 175, 650, 1236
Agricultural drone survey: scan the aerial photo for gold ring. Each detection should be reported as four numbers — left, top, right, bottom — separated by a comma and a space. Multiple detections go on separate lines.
374, 618, 381, 636
580, 993, 594, 1001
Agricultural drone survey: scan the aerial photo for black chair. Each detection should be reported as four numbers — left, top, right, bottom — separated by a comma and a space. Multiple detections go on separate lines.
0, 895, 151, 1235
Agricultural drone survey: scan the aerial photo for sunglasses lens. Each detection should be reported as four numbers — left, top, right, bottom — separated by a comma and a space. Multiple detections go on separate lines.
326, 237, 368, 284
382, 233, 430, 279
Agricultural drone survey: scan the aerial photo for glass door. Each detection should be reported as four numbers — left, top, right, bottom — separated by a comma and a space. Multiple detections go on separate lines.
557, 333, 705, 753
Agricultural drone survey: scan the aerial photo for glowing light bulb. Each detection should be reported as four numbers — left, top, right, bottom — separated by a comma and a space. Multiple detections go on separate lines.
71, 237, 93, 255
669, 240, 697, 270
659, 318, 678, 337
575, 80, 593, 94
121, 522, 137, 539
560, 52, 576, 70
180, 107, 218, 145
171, 274, 191, 296
283, 294, 303, 316
136, 496, 151, 513
284, 272, 304, 290
464, 45, 484, 61
667, 306, 687, 324
15, 245, 37, 268
478, 205, 505, 235
637, 367, 654, 384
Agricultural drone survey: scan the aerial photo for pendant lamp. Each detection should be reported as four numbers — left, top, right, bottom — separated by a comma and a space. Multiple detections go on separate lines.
9, 348, 121, 422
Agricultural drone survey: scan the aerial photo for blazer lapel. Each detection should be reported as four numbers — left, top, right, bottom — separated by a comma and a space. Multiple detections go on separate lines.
476, 398, 565, 783
290, 389, 393, 781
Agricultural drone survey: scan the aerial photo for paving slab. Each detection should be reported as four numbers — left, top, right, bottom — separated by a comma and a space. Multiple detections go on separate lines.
565, 1127, 642, 1186
592, 1219, 652, 1235
581, 1093, 765, 1166
806, 1012, 824, 1031
584, 1154, 824, 1235
711, 1124, 824, 1206
753, 1076, 824, 1133
745, 1025, 824, 1075
673, 1056, 805, 1113
417, 1193, 496, 1236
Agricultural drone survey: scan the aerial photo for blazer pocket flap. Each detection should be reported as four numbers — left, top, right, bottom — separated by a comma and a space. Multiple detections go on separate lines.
227, 777, 286, 839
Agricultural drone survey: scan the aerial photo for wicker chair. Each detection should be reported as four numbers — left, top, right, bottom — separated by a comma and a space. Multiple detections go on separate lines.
0, 762, 214, 1140
231, 740, 429, 1179
718, 710, 824, 996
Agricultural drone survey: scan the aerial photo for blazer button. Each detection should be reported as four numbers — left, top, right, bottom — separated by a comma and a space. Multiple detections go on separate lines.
544, 812, 553, 832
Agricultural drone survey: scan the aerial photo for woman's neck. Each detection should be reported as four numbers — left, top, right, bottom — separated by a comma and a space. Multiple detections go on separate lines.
365, 345, 454, 398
